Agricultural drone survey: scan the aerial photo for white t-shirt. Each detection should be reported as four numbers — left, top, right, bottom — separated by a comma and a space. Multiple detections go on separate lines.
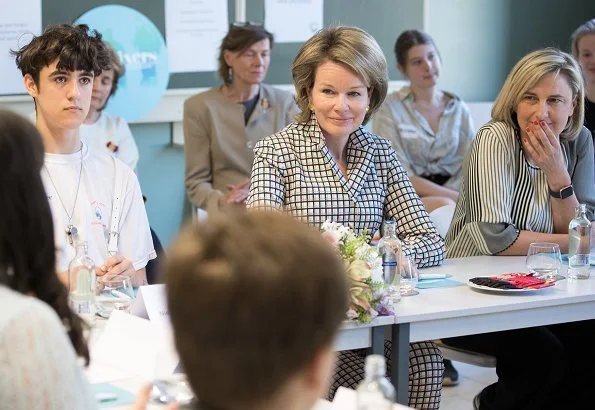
79, 111, 139, 170
0, 286, 96, 410
42, 143, 156, 273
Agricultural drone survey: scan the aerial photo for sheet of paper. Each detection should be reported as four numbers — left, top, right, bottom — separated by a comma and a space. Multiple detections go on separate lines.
0, 0, 41, 95
91, 310, 179, 380
131, 284, 170, 325
264, 0, 323, 43
85, 360, 130, 385
332, 386, 413, 409
164, 0, 228, 73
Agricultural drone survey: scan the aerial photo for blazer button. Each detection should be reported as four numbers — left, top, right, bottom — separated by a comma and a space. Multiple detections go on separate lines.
246, 141, 254, 149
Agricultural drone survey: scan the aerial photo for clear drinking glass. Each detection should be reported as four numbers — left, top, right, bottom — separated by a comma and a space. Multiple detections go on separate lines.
526, 242, 562, 280
400, 256, 420, 296
96, 274, 135, 318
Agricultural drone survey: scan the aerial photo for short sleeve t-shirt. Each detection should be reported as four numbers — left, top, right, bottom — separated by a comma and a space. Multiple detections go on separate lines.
42, 144, 155, 273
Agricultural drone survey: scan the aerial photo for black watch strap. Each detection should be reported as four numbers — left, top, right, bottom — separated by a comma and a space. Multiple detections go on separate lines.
549, 185, 574, 199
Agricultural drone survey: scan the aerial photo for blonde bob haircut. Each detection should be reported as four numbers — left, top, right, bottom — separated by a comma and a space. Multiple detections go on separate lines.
292, 26, 388, 125
491, 47, 584, 141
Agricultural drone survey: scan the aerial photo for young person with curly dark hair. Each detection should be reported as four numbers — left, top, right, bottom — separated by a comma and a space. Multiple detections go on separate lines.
13, 24, 155, 287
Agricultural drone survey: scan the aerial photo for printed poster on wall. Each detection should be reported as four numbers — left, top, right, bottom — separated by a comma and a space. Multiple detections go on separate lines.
165, 0, 228, 73
0, 0, 41, 95
76, 5, 170, 122
265, 0, 323, 43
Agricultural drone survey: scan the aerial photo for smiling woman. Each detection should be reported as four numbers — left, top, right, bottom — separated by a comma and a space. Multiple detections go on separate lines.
247, 26, 446, 409
443, 48, 595, 410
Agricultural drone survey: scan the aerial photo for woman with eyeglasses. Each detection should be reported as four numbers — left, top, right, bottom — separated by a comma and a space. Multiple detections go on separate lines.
184, 23, 298, 214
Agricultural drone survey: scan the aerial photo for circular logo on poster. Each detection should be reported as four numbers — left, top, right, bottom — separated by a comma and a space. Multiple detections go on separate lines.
76, 5, 169, 122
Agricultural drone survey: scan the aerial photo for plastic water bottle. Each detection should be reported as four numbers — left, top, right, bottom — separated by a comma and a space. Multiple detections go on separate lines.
568, 204, 591, 279
356, 355, 396, 410
68, 241, 96, 325
378, 220, 401, 304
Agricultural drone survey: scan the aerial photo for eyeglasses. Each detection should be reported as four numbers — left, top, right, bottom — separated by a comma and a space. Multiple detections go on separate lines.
231, 21, 264, 28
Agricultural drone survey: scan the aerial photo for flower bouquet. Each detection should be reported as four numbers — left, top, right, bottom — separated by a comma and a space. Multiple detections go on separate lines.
321, 221, 396, 323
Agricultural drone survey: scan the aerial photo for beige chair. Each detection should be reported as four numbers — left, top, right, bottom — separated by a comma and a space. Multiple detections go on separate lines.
428, 204, 456, 238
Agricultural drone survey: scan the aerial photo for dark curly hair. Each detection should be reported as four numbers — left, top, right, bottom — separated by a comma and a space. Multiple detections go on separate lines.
0, 110, 89, 364
12, 24, 110, 86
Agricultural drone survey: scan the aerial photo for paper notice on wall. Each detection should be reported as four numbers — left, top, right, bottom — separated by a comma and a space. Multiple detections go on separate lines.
265, 0, 323, 43
165, 0, 228, 73
0, 0, 41, 95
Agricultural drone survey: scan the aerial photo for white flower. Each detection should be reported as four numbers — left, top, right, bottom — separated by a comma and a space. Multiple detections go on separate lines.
346, 309, 359, 320
321, 230, 342, 248
347, 259, 372, 282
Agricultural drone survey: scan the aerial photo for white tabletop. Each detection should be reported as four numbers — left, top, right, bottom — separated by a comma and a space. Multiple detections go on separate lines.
396, 255, 595, 341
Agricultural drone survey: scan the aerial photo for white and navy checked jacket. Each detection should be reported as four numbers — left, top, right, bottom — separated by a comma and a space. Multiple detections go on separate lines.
247, 118, 444, 268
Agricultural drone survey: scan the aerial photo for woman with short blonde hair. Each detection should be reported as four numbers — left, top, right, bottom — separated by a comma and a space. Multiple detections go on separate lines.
491, 48, 584, 141
444, 48, 595, 409
292, 25, 387, 124
249, 26, 445, 409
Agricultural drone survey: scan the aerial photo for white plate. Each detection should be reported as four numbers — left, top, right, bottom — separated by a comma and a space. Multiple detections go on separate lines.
467, 280, 553, 294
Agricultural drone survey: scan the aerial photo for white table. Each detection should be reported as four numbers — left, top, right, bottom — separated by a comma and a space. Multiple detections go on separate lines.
88, 314, 395, 409
391, 255, 595, 405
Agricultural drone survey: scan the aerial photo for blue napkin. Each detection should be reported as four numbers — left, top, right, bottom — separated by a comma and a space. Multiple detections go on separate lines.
93, 383, 136, 408
416, 278, 464, 289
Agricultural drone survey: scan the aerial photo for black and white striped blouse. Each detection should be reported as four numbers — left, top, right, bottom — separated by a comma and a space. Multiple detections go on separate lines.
246, 117, 444, 268
446, 121, 595, 258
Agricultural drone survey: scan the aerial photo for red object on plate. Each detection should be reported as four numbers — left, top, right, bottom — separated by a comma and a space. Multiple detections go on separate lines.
491, 273, 554, 289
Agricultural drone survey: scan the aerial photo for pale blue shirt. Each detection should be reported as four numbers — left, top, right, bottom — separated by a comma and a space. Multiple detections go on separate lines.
372, 86, 475, 190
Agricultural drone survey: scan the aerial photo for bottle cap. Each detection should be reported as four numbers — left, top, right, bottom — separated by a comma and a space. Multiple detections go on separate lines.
364, 354, 386, 375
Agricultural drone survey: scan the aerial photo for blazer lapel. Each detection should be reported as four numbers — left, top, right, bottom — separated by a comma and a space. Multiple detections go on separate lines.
346, 128, 375, 200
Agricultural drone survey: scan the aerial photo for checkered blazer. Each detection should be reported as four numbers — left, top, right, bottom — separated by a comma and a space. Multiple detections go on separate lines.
247, 117, 444, 268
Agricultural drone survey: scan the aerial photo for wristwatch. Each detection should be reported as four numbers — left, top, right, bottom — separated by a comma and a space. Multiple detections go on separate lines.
549, 184, 574, 199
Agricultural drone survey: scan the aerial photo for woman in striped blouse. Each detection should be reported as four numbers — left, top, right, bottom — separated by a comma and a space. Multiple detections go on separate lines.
248, 26, 445, 409
444, 48, 595, 409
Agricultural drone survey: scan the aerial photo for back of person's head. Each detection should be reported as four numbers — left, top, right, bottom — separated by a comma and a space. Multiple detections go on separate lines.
394, 29, 440, 68
292, 26, 388, 125
0, 109, 89, 363
571, 18, 595, 59
166, 211, 348, 410
491, 47, 584, 141
105, 41, 125, 98
218, 23, 274, 85
12, 23, 110, 86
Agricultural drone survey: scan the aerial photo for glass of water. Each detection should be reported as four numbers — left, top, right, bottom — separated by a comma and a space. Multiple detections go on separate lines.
96, 274, 135, 318
400, 255, 420, 296
526, 243, 562, 280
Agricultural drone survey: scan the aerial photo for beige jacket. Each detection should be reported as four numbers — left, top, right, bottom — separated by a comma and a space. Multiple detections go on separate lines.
183, 84, 298, 212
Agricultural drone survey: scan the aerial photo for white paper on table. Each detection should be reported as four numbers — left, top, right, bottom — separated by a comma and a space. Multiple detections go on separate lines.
90, 310, 179, 381
332, 387, 414, 410
85, 360, 129, 384
312, 399, 332, 410
131, 284, 171, 325
0, 0, 41, 95
164, 0, 228, 73
264, 0, 323, 43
